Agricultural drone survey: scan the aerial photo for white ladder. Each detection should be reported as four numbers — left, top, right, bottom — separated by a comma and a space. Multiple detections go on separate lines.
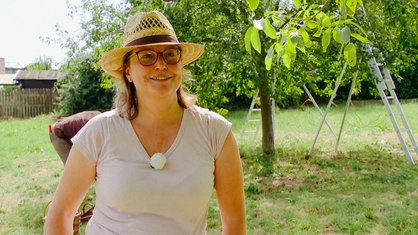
240, 90, 262, 140
364, 43, 417, 165
240, 89, 276, 145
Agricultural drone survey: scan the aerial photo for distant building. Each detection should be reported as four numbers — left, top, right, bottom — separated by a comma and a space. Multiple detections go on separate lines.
0, 57, 20, 87
14, 70, 65, 89
0, 57, 24, 75
0, 74, 16, 87
0, 57, 65, 89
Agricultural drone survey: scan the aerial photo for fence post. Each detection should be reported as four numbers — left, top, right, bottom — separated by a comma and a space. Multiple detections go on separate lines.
0, 88, 57, 119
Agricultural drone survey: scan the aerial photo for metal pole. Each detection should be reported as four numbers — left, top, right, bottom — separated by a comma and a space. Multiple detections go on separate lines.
335, 69, 359, 152
308, 61, 348, 156
302, 85, 338, 139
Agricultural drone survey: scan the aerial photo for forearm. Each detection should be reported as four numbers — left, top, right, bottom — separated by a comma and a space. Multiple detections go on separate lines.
221, 219, 247, 235
44, 210, 75, 235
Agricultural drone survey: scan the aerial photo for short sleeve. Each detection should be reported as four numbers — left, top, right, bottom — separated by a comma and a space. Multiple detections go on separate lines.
71, 115, 105, 164
207, 111, 232, 159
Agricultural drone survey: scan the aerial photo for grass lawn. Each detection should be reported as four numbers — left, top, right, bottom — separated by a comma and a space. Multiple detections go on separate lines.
0, 101, 417, 234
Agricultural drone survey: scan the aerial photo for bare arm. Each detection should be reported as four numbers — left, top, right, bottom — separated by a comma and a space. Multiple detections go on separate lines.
215, 131, 246, 235
44, 147, 96, 235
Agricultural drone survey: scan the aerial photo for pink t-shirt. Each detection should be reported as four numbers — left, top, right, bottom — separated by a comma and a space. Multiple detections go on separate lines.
71, 106, 231, 234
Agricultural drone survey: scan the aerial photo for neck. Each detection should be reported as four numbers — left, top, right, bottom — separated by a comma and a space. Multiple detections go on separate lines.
134, 96, 183, 126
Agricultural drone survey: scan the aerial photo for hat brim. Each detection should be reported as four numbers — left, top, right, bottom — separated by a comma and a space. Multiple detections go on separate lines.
100, 42, 204, 79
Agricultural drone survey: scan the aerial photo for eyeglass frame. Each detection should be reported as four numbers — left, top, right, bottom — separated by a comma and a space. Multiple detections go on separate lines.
134, 47, 182, 66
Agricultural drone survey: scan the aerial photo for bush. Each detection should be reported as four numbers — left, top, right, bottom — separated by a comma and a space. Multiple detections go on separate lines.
55, 54, 114, 116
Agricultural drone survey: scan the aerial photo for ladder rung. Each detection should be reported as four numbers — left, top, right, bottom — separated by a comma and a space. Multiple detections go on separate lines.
408, 146, 417, 152
248, 119, 260, 122
244, 130, 257, 133
251, 108, 261, 111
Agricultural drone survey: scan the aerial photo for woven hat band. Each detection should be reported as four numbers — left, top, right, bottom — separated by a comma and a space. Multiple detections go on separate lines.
125, 35, 179, 47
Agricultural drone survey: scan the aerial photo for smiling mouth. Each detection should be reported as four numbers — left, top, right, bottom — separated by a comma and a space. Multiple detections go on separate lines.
151, 76, 171, 81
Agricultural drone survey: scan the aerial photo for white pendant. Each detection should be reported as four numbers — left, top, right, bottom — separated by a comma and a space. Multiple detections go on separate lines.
150, 153, 167, 170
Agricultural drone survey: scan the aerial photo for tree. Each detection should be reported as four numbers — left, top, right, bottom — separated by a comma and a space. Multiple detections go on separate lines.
124, 0, 259, 115
361, 0, 418, 99
45, 0, 129, 115
50, 0, 416, 154
49, 0, 254, 115
55, 53, 114, 116
244, 0, 377, 154
27, 56, 53, 70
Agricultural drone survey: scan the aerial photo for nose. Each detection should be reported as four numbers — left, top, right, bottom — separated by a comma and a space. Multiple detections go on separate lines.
154, 54, 167, 70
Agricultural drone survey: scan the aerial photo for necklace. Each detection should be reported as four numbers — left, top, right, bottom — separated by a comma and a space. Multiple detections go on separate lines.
150, 153, 167, 169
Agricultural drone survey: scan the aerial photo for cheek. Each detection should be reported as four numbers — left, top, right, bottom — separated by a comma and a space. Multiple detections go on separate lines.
127, 66, 146, 82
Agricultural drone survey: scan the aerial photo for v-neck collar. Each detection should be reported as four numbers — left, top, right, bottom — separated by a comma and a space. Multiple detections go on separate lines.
125, 108, 187, 160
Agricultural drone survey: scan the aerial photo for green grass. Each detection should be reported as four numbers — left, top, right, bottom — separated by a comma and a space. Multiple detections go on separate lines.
1, 101, 417, 234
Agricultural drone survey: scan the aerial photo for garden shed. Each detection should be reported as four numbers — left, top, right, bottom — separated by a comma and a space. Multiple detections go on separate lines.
14, 70, 65, 89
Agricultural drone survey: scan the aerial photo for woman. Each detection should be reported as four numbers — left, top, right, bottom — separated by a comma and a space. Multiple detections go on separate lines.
44, 10, 246, 235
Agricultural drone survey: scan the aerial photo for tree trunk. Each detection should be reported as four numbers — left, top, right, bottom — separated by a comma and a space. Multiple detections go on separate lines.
258, 74, 275, 154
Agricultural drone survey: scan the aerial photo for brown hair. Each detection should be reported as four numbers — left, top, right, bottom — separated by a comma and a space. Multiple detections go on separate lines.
113, 51, 197, 120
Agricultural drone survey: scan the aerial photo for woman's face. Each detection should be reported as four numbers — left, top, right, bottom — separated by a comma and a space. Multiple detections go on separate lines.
125, 45, 182, 100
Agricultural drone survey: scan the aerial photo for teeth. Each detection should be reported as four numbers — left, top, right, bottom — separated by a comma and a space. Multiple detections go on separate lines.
153, 77, 169, 80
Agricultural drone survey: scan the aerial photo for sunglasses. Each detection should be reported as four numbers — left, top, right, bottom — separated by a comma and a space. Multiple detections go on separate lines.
135, 48, 181, 66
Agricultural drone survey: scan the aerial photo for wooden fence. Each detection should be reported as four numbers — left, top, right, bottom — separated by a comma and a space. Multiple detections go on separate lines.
0, 88, 58, 119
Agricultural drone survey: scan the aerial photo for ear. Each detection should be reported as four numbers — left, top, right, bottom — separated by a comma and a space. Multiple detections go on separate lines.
124, 64, 133, 82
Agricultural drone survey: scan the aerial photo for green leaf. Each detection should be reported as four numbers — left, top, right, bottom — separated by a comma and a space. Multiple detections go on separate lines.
340, 26, 351, 44
346, 0, 357, 16
272, 15, 282, 24
306, 20, 318, 29
351, 33, 373, 45
331, 19, 354, 27
282, 51, 291, 69
244, 27, 253, 53
274, 41, 284, 56
315, 12, 327, 22
333, 27, 343, 44
263, 18, 277, 39
250, 27, 262, 53
341, 4, 347, 18
244, 26, 262, 53
344, 43, 357, 66
322, 15, 332, 28
265, 44, 275, 70
299, 28, 312, 48
357, 0, 364, 7
294, 0, 301, 8
290, 32, 301, 46
313, 27, 322, 37
297, 45, 306, 54
282, 42, 296, 69
290, 32, 305, 53
322, 28, 332, 52
246, 0, 259, 12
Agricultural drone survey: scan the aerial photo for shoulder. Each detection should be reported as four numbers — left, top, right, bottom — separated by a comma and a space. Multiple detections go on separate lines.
187, 105, 230, 124
90, 109, 121, 121
83, 109, 126, 128
71, 109, 126, 144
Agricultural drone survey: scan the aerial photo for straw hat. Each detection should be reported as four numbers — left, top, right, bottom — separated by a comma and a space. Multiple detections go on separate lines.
100, 10, 204, 79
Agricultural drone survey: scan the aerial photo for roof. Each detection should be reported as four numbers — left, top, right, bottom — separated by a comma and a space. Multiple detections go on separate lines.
14, 70, 65, 81
0, 74, 16, 85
